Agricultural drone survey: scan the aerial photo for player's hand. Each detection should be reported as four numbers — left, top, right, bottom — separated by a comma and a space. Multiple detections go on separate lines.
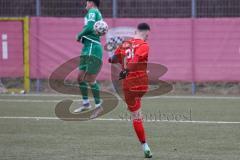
76, 34, 84, 43
76, 35, 81, 42
76, 37, 85, 44
119, 69, 129, 80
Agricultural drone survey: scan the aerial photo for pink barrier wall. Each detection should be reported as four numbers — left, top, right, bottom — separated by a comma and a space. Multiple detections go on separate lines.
0, 21, 23, 77
194, 19, 240, 81
1, 17, 240, 81
30, 17, 82, 79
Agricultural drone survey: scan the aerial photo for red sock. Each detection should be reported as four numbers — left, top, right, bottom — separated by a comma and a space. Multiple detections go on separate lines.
133, 119, 146, 144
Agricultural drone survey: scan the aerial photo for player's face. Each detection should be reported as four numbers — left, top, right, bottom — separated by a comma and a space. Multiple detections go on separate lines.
85, 1, 94, 10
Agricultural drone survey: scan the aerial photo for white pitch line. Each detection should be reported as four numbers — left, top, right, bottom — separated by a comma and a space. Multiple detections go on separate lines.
149, 95, 240, 100
0, 94, 240, 100
0, 94, 80, 97
2, 96, 238, 103
0, 99, 81, 103
0, 116, 59, 120
0, 116, 240, 124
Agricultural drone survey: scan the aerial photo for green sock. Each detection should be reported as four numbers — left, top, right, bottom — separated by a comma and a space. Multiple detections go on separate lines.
90, 82, 101, 104
79, 81, 88, 100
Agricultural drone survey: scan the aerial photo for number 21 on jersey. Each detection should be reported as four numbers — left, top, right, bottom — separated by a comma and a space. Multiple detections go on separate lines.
126, 48, 134, 60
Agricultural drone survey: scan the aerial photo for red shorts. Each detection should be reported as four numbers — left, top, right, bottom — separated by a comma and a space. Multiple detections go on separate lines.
123, 74, 148, 112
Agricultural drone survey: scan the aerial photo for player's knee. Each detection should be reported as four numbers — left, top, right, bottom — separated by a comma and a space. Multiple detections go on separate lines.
84, 73, 97, 84
85, 76, 97, 84
78, 72, 86, 83
89, 81, 97, 85
78, 76, 85, 83
125, 99, 135, 107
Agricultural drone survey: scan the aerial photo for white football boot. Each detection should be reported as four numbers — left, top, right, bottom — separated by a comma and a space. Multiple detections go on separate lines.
142, 143, 153, 158
90, 99, 103, 119
73, 100, 92, 113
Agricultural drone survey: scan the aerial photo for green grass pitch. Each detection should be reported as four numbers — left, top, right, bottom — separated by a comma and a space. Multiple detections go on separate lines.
0, 94, 240, 160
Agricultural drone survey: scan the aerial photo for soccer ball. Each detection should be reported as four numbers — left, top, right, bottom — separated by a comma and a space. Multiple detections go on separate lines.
94, 21, 108, 36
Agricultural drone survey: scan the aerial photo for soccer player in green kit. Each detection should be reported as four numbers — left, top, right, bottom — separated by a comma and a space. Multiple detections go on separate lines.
74, 0, 103, 118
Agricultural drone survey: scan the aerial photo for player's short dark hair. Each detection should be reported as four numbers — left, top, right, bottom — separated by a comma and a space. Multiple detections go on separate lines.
86, 0, 100, 7
137, 23, 150, 31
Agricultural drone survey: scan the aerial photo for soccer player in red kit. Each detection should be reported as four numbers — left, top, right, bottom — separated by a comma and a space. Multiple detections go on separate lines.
109, 23, 152, 158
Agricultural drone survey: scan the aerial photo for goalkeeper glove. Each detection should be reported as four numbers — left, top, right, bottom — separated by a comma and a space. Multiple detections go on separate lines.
119, 69, 129, 80
108, 55, 118, 63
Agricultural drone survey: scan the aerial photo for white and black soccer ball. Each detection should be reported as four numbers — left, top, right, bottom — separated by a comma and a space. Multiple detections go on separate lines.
94, 20, 108, 36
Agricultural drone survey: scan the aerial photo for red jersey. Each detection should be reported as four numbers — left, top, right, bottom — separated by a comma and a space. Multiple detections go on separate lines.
114, 38, 149, 78
114, 38, 149, 112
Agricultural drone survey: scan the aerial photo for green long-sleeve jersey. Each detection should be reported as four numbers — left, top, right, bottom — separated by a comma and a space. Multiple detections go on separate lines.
77, 8, 103, 43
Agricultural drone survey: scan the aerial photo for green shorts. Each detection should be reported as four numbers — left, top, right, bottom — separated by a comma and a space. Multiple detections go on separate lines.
79, 42, 103, 74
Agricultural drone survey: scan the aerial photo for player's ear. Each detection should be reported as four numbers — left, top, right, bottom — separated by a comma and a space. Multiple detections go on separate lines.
143, 31, 148, 39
